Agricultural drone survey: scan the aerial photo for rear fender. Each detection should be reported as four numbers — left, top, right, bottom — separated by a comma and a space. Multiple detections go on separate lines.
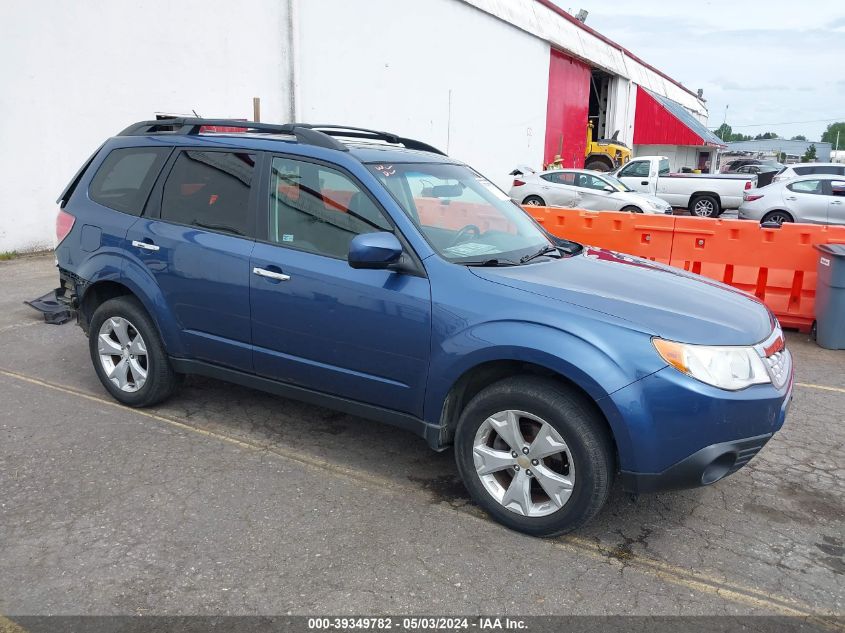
75, 251, 185, 356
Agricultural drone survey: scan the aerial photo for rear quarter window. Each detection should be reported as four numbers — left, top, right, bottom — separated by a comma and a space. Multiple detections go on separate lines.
89, 147, 170, 215
792, 166, 811, 176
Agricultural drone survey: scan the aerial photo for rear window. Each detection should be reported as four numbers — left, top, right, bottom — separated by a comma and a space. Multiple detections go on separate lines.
89, 147, 169, 215
811, 165, 845, 175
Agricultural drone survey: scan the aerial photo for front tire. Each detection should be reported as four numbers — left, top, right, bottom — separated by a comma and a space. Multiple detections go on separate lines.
89, 296, 179, 407
454, 376, 614, 537
621, 205, 642, 213
522, 195, 546, 207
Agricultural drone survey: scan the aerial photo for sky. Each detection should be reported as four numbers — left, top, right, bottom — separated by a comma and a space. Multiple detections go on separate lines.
553, 0, 845, 144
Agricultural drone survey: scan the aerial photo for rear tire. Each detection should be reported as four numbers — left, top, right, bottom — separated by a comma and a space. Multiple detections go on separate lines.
88, 296, 179, 407
585, 159, 612, 172
621, 205, 642, 213
689, 195, 720, 218
454, 376, 614, 537
522, 195, 546, 206
761, 210, 794, 225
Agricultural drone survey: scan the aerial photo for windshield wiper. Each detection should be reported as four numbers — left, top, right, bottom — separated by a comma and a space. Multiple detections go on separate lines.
519, 245, 560, 264
461, 258, 519, 267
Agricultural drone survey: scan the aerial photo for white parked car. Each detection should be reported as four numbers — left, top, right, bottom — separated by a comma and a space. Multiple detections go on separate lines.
612, 156, 756, 217
738, 174, 845, 225
508, 168, 673, 214
771, 163, 845, 183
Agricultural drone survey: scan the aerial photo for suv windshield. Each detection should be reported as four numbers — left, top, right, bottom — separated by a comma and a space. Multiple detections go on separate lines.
368, 162, 553, 264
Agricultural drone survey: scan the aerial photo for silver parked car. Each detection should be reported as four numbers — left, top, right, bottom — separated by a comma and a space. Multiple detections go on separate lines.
772, 162, 845, 183
738, 174, 845, 225
509, 168, 672, 214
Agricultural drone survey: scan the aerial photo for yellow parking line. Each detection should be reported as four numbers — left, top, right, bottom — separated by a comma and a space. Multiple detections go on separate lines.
0, 367, 841, 627
0, 615, 27, 633
796, 382, 845, 394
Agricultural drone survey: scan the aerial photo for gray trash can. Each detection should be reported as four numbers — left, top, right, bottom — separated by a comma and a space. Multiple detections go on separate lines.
814, 244, 845, 350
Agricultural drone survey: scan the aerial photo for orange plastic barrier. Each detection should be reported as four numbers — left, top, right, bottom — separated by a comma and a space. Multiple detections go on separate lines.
524, 206, 845, 331
528, 207, 676, 265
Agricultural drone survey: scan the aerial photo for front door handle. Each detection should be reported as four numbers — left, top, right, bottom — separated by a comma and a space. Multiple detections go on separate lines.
832, 200, 843, 205
640, 181, 649, 186
131, 240, 160, 252
785, 196, 798, 201
252, 267, 290, 281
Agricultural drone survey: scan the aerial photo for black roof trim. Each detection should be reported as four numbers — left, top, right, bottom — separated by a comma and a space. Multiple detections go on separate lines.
117, 118, 446, 156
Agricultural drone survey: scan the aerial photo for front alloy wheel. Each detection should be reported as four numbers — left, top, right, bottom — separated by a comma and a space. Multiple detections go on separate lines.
454, 376, 614, 537
473, 410, 574, 517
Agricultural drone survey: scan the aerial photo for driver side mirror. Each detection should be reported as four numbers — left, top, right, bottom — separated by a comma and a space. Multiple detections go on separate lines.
602, 185, 615, 193
348, 232, 403, 270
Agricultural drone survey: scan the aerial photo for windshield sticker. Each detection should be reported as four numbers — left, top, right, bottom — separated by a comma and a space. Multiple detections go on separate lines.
374, 164, 395, 177
443, 242, 500, 257
476, 177, 511, 201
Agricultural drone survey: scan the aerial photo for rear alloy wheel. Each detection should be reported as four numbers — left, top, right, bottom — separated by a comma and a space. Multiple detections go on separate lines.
522, 195, 546, 207
621, 205, 642, 213
690, 195, 720, 218
454, 376, 613, 536
89, 296, 180, 407
761, 210, 794, 226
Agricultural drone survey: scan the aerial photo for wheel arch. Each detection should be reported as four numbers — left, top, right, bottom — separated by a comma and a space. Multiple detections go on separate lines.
75, 257, 186, 356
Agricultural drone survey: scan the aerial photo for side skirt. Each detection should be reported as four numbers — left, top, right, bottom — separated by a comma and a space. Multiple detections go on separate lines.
169, 358, 443, 449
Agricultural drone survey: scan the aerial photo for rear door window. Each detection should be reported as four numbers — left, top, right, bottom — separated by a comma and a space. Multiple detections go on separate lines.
787, 180, 823, 195
160, 150, 256, 237
89, 147, 169, 215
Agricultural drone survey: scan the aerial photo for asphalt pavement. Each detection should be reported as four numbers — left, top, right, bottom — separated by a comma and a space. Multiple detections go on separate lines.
0, 254, 842, 624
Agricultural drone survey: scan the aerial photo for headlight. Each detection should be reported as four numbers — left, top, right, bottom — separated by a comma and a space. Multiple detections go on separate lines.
653, 338, 771, 391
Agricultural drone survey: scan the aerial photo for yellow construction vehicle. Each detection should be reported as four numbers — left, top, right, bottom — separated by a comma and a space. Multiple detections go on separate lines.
545, 120, 632, 172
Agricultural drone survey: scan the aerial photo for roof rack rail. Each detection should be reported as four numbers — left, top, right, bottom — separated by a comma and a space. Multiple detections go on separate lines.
299, 124, 446, 156
117, 118, 348, 152
117, 118, 446, 156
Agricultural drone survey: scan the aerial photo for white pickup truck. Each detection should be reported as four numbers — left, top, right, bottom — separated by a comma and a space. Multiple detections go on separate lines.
612, 156, 756, 217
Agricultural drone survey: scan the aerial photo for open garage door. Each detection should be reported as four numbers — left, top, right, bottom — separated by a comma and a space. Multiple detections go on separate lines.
544, 49, 590, 168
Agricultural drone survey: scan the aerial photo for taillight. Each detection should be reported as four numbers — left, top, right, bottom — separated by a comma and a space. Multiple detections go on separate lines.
744, 193, 764, 202
56, 209, 75, 245
744, 180, 753, 190
512, 179, 526, 187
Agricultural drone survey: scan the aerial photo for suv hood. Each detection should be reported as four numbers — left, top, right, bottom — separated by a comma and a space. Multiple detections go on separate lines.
470, 247, 774, 346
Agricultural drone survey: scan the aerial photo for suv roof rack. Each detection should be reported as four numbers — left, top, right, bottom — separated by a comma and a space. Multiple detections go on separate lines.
117, 118, 446, 156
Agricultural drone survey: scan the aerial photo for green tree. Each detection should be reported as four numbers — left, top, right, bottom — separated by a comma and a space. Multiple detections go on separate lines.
715, 123, 732, 141
791, 135, 807, 141
754, 132, 779, 140
821, 122, 845, 148
802, 144, 817, 162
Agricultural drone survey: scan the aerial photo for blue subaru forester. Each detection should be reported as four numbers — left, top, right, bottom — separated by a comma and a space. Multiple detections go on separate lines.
54, 119, 793, 536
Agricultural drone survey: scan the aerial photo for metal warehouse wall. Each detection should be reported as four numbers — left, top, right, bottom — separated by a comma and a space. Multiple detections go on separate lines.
0, 0, 294, 253
544, 49, 591, 168
296, 0, 550, 190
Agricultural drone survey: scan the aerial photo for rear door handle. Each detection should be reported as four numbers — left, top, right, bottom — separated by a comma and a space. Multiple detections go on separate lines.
785, 196, 798, 201
131, 240, 160, 252
252, 267, 290, 281
832, 200, 843, 205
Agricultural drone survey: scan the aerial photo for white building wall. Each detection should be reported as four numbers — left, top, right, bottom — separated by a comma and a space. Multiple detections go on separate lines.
634, 145, 700, 172
462, 0, 708, 118
297, 0, 550, 190
0, 0, 293, 253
